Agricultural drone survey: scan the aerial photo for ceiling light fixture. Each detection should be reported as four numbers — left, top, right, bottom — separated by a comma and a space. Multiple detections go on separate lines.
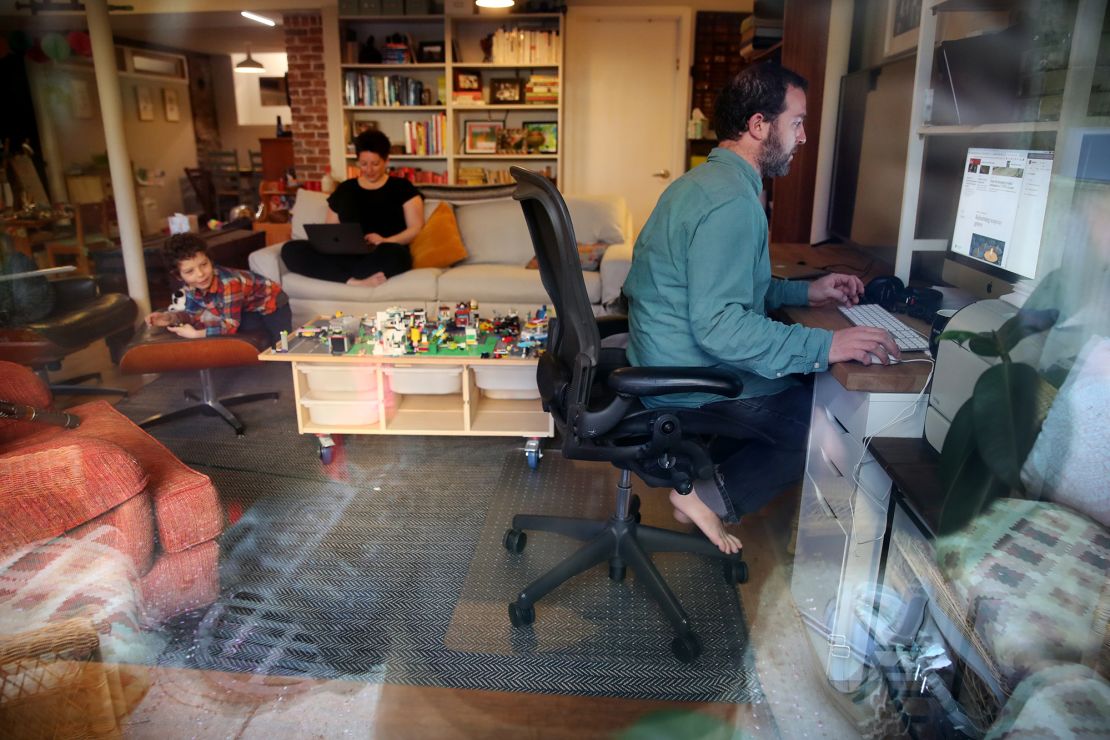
235, 45, 266, 74
474, 0, 514, 8
241, 10, 276, 26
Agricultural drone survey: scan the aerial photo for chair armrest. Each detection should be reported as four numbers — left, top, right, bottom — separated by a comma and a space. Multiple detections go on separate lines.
0, 616, 100, 664
247, 243, 286, 284
607, 366, 742, 398
599, 242, 633, 309
51, 276, 98, 312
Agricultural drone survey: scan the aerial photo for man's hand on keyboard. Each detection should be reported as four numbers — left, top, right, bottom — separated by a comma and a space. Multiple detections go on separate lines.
807, 273, 865, 308
828, 326, 902, 366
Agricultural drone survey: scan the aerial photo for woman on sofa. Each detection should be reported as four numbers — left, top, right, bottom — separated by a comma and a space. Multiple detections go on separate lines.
281, 130, 424, 288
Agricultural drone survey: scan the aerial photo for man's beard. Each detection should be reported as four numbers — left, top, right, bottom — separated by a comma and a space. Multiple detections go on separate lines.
758, 125, 794, 178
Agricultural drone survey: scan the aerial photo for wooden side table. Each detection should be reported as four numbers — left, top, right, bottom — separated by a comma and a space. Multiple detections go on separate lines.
252, 221, 292, 246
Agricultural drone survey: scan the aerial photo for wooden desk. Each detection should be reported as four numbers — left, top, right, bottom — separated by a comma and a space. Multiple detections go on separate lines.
868, 436, 943, 539
781, 305, 933, 393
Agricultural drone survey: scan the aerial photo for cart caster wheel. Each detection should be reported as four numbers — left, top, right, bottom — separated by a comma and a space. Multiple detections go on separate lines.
318, 446, 335, 464
723, 558, 749, 585
609, 562, 626, 582
503, 528, 527, 554
629, 494, 641, 523
671, 632, 702, 663
524, 439, 543, 470
508, 601, 535, 628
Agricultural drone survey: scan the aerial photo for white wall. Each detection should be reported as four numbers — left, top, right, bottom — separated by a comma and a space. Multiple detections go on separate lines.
30, 62, 196, 230
211, 54, 274, 165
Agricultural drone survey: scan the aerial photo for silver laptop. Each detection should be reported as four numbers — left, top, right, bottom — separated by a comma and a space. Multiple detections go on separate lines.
305, 223, 367, 255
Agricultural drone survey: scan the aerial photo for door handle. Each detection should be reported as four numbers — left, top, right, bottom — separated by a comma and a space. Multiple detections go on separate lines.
652, 169, 671, 179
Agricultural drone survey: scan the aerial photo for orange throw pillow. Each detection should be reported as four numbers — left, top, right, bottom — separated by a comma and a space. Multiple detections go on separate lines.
410, 202, 468, 269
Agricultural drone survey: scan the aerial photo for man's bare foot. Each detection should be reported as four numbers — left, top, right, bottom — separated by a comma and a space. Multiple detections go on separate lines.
346, 272, 387, 288
669, 489, 741, 554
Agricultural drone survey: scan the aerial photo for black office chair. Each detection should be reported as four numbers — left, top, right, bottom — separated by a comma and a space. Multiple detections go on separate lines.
504, 167, 758, 662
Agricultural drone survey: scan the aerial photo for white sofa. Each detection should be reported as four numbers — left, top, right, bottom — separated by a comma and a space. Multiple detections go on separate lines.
248, 188, 634, 325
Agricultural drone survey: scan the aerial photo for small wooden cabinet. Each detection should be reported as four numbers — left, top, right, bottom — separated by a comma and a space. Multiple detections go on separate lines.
259, 137, 295, 181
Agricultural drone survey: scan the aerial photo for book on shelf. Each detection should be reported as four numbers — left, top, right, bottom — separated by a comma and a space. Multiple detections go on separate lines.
456, 165, 554, 186
452, 91, 484, 105
525, 73, 559, 104
489, 27, 561, 65
344, 72, 428, 107
401, 113, 446, 156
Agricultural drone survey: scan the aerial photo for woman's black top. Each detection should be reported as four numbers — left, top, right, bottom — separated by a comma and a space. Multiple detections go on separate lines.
326, 176, 419, 238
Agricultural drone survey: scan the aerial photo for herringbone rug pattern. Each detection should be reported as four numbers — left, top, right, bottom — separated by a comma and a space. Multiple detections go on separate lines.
120, 364, 761, 702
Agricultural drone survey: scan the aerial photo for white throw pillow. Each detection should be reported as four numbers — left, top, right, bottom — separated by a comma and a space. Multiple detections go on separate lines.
290, 189, 331, 241
566, 195, 628, 244
1020, 335, 1110, 527
456, 199, 534, 266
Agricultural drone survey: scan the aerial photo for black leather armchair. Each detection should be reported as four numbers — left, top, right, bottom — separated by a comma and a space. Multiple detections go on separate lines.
0, 275, 136, 396
503, 168, 757, 663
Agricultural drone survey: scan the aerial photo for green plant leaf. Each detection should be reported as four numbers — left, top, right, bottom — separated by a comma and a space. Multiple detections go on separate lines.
938, 329, 980, 346
972, 362, 1042, 490
995, 308, 1059, 354
938, 402, 1008, 535
968, 332, 1004, 357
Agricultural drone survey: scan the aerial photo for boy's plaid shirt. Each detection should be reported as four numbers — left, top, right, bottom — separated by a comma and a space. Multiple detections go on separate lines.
182, 266, 283, 336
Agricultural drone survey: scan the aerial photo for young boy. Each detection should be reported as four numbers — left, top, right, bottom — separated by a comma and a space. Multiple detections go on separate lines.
146, 233, 292, 344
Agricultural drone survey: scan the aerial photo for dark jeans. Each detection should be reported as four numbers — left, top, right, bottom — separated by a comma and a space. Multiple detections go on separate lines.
281, 239, 412, 283
698, 381, 813, 520
239, 301, 292, 346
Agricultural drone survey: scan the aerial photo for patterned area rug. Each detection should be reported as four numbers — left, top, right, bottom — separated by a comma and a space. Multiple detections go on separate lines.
118, 364, 762, 702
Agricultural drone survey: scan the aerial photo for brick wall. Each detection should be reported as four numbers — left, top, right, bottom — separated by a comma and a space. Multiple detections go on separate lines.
284, 12, 329, 182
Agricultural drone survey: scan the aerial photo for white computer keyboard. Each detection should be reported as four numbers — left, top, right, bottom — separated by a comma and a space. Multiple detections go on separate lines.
837, 303, 930, 352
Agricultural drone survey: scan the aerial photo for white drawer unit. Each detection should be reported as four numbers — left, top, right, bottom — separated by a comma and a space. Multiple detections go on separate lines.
792, 372, 927, 693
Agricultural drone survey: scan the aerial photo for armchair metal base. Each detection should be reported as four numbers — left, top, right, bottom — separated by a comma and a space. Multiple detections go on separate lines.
504, 469, 748, 663
137, 368, 278, 436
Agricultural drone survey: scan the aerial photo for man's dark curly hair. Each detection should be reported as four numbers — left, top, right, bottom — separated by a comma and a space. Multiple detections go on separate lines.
715, 63, 808, 142
163, 232, 208, 272
355, 129, 392, 159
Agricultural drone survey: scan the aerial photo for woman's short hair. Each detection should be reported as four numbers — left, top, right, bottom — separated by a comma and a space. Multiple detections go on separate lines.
715, 63, 808, 142
355, 130, 392, 159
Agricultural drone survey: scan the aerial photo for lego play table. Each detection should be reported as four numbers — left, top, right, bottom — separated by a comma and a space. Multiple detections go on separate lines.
258, 317, 554, 464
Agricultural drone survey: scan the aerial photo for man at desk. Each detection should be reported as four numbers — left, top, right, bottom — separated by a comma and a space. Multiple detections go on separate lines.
623, 63, 900, 552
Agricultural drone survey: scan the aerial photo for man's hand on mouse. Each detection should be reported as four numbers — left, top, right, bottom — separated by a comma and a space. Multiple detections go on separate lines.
808, 273, 866, 308
829, 326, 901, 366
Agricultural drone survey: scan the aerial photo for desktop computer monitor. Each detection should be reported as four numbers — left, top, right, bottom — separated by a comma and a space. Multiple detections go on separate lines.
943, 147, 1054, 299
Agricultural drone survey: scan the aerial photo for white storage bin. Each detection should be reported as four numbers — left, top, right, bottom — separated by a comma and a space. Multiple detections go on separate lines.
300, 394, 382, 426
383, 365, 463, 395
472, 365, 540, 400
298, 364, 378, 395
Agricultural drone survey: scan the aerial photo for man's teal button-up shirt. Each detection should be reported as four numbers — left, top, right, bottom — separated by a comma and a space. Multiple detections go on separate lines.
624, 147, 833, 407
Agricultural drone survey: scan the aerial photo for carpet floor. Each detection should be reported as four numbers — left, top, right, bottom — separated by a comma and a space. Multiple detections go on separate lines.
118, 364, 762, 703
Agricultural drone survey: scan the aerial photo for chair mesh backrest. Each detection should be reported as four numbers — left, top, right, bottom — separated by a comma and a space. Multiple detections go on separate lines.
511, 168, 601, 430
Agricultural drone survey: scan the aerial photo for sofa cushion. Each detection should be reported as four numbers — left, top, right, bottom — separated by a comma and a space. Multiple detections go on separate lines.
936, 498, 1110, 689
0, 437, 148, 555
456, 199, 534, 266
0, 361, 54, 446
1021, 335, 1110, 527
984, 664, 1110, 739
437, 263, 601, 306
66, 401, 222, 554
290, 189, 331, 241
69, 492, 155, 576
526, 242, 608, 271
140, 539, 219, 624
410, 202, 468, 269
281, 267, 442, 303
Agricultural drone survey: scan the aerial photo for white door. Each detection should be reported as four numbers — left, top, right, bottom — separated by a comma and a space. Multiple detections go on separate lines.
565, 9, 690, 235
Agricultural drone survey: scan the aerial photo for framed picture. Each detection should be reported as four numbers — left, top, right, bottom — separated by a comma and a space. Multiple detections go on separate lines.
453, 68, 482, 92
70, 79, 92, 119
884, 0, 922, 58
464, 121, 502, 154
135, 86, 154, 121
489, 78, 523, 104
523, 121, 558, 154
163, 88, 180, 122
419, 41, 445, 64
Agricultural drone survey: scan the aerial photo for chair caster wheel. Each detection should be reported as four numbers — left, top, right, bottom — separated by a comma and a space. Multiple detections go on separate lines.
319, 446, 335, 464
608, 563, 626, 581
723, 558, 749, 585
508, 601, 535, 628
503, 528, 527, 554
671, 632, 702, 663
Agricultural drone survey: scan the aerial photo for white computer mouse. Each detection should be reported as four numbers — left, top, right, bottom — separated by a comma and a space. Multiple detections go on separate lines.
865, 352, 900, 365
